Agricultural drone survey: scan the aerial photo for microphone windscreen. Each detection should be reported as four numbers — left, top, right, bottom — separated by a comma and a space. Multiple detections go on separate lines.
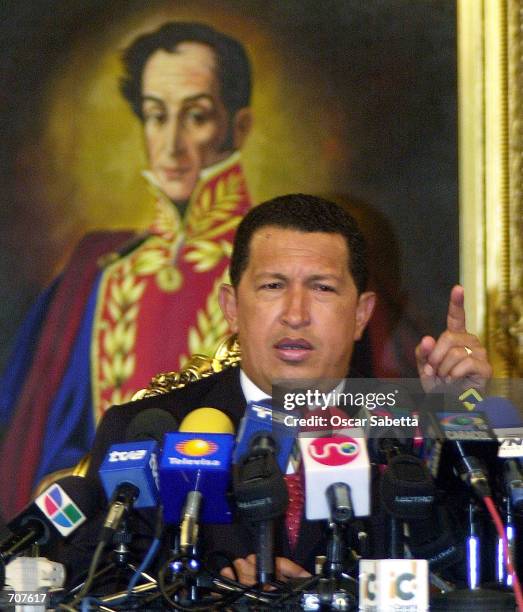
380, 455, 435, 519
179, 407, 234, 434
406, 505, 464, 570
125, 408, 178, 441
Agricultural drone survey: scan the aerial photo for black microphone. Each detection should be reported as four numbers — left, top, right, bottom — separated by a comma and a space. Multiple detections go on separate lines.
367, 393, 432, 559
326, 482, 354, 525
0, 476, 102, 567
421, 394, 499, 499
379, 451, 436, 559
376, 437, 463, 571
405, 503, 464, 571
125, 408, 179, 444
233, 432, 288, 585
472, 396, 523, 585
421, 392, 514, 600
380, 454, 436, 521
66, 409, 180, 606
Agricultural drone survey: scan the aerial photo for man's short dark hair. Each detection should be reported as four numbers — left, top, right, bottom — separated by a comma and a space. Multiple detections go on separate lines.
230, 194, 369, 293
120, 22, 251, 121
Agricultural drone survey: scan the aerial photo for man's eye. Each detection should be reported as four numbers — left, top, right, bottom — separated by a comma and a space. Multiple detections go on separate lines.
314, 284, 336, 292
185, 108, 211, 126
144, 111, 166, 125
260, 282, 283, 290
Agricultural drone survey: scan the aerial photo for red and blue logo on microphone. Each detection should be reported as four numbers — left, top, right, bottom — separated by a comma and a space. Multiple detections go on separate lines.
35, 484, 86, 537
308, 435, 360, 466
299, 428, 371, 518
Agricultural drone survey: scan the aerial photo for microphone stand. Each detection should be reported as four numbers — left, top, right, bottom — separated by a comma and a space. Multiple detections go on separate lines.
431, 492, 516, 610
465, 500, 481, 590
496, 497, 517, 588
162, 490, 212, 607
304, 483, 358, 611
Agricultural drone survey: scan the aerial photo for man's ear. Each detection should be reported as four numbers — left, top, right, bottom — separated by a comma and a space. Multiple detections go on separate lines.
354, 291, 376, 341
218, 283, 239, 333
232, 108, 252, 149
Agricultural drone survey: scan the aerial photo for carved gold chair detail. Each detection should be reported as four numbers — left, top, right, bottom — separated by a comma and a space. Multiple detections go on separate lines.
132, 334, 241, 399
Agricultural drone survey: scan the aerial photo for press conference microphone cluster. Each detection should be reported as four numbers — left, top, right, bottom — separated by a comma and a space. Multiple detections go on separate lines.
62, 406, 251, 611
47, 387, 523, 611
418, 389, 523, 610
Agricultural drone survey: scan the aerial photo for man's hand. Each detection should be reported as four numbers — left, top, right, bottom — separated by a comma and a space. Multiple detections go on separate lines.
415, 285, 492, 393
220, 554, 311, 586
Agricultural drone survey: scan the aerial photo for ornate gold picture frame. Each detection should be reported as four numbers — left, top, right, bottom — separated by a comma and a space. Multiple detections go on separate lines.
459, 0, 523, 377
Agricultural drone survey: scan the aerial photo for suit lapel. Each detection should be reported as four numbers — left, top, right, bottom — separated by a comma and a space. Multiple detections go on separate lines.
196, 366, 246, 428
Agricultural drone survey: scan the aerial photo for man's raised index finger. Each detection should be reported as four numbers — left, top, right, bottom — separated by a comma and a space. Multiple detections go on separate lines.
446, 284, 466, 333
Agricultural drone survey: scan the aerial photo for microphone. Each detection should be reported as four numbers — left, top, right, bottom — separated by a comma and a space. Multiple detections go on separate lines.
0, 476, 101, 566
299, 428, 371, 519
233, 400, 300, 473
232, 400, 296, 585
420, 393, 522, 608
326, 482, 354, 525
125, 408, 179, 444
359, 395, 454, 562
405, 504, 465, 571
421, 397, 498, 498
159, 408, 235, 542
98, 409, 179, 541
421, 395, 506, 591
178, 407, 234, 434
233, 428, 288, 585
469, 397, 523, 586
373, 422, 464, 569
474, 396, 523, 429
474, 397, 523, 510
380, 454, 436, 521
297, 406, 377, 577
380, 454, 437, 558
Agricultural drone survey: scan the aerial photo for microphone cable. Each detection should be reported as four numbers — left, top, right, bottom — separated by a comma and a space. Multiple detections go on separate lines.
126, 504, 163, 595
57, 539, 107, 610
482, 495, 523, 611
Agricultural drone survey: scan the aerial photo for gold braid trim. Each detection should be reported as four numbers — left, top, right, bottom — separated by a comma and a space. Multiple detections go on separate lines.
132, 334, 241, 400
180, 267, 231, 366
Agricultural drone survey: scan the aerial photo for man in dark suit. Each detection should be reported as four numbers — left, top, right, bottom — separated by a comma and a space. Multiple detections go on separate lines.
57, 193, 492, 586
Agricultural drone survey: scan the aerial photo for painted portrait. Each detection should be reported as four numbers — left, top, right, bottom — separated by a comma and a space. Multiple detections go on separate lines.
0, 0, 457, 517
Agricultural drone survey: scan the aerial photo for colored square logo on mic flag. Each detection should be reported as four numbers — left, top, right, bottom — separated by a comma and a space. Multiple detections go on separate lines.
35, 484, 86, 537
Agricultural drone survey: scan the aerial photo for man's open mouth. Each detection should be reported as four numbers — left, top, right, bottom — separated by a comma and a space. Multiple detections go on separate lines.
274, 338, 313, 361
